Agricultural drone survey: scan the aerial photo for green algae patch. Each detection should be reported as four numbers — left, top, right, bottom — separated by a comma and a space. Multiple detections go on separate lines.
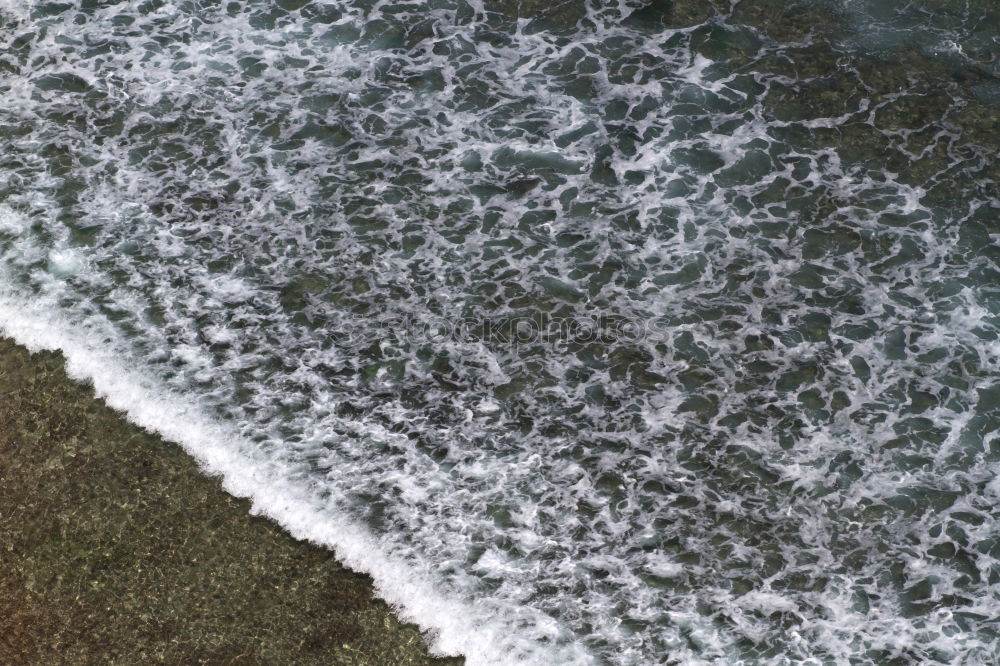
0, 338, 463, 666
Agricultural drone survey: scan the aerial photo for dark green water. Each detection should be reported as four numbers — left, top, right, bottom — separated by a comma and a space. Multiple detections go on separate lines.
1, 0, 998, 663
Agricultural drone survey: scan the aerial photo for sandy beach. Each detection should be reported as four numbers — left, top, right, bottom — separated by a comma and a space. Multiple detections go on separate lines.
0, 337, 462, 665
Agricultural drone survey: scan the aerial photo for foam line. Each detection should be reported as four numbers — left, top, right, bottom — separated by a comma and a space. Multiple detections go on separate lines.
0, 286, 587, 666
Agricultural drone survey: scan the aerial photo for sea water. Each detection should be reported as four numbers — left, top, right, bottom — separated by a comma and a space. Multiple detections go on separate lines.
1, 0, 998, 663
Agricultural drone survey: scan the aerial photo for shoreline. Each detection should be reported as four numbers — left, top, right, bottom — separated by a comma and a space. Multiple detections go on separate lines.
0, 337, 463, 664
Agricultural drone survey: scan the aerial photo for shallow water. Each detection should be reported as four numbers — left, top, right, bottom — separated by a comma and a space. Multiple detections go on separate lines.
1, 0, 998, 663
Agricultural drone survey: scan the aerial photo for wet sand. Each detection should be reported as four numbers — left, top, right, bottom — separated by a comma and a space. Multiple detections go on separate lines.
0, 338, 463, 665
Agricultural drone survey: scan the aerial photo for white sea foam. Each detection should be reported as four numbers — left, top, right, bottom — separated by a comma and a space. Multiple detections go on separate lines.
0, 205, 30, 236
1, 0, 998, 663
46, 248, 84, 278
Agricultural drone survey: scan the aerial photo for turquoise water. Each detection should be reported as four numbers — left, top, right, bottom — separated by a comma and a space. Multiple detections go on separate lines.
1, 0, 998, 663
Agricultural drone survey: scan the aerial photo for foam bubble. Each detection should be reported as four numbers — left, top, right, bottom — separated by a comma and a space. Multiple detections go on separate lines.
0, 205, 30, 236
47, 249, 84, 278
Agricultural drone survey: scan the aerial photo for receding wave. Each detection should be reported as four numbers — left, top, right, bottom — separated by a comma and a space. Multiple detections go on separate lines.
1, 0, 998, 663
